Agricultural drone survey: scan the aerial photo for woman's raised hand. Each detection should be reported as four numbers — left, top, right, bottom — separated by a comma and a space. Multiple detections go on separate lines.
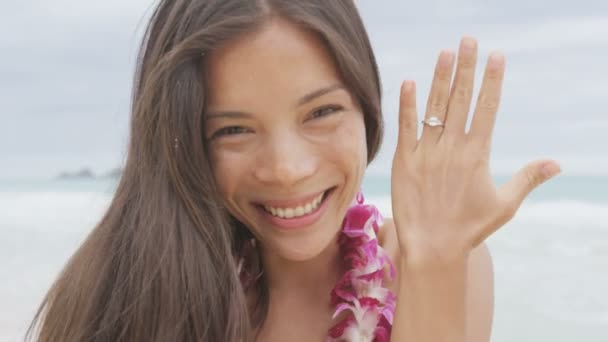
390, 36, 561, 265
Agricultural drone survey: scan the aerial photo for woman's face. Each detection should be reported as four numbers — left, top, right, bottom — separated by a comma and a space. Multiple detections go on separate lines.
205, 18, 368, 261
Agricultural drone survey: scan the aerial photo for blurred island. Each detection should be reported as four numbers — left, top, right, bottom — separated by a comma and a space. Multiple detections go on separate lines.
56, 167, 122, 180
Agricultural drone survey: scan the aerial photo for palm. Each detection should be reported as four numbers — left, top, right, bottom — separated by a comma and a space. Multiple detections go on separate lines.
390, 37, 560, 258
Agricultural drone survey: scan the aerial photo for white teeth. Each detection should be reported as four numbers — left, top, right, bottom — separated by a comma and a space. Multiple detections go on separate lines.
304, 203, 312, 213
284, 208, 294, 219
263, 191, 326, 219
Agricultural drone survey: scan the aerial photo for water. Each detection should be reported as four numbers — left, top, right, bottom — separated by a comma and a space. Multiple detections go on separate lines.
1, 174, 606, 341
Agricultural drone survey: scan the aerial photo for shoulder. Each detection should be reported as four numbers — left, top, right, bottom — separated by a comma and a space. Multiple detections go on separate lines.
379, 217, 494, 341
378, 217, 401, 270
377, 217, 401, 293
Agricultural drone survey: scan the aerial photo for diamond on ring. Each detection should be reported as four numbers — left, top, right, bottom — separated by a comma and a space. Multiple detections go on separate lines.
421, 116, 445, 127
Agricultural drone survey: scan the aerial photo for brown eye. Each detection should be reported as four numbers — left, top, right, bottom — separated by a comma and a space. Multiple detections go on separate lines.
212, 126, 251, 139
310, 105, 343, 119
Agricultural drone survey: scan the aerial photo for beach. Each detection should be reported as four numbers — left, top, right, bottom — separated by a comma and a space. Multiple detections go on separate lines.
1, 174, 606, 341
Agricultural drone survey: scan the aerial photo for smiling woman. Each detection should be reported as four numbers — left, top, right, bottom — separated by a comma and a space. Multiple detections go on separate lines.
204, 20, 369, 265
25, 1, 559, 342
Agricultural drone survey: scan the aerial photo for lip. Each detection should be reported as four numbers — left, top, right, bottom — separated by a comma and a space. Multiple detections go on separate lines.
255, 190, 327, 208
256, 187, 335, 230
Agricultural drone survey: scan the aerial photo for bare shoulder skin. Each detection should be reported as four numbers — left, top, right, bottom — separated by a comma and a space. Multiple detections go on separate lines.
379, 217, 494, 341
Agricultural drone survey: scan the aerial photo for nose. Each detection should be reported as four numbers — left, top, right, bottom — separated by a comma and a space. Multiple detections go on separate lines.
253, 132, 317, 187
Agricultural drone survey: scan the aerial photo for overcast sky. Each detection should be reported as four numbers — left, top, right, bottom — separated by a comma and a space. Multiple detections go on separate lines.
1, 0, 607, 179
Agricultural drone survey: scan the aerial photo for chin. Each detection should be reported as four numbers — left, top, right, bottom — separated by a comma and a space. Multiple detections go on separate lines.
273, 229, 341, 261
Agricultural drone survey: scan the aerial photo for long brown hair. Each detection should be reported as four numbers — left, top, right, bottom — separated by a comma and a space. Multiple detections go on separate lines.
26, 1, 383, 341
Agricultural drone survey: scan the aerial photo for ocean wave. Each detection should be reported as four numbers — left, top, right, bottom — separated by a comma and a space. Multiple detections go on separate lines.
367, 196, 608, 229
0, 191, 112, 232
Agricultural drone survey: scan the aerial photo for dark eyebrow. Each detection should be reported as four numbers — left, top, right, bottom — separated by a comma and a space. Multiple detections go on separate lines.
296, 83, 345, 107
205, 111, 250, 120
205, 83, 345, 120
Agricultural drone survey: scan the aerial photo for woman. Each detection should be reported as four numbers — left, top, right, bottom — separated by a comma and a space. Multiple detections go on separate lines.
27, 1, 561, 341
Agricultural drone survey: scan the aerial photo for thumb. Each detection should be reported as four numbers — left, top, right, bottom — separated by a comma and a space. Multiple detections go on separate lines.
498, 159, 561, 213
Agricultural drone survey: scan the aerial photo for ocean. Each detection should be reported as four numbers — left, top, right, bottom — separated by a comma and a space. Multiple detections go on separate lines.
1, 174, 606, 341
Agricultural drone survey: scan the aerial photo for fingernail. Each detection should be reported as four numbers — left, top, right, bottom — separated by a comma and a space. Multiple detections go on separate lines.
403, 80, 413, 91
542, 162, 561, 179
461, 37, 477, 52
488, 52, 505, 70
439, 50, 454, 68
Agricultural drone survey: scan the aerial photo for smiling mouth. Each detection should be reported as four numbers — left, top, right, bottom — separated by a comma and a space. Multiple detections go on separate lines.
255, 187, 335, 219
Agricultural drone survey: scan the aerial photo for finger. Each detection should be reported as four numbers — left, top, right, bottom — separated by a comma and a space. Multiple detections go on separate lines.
421, 49, 455, 144
397, 80, 419, 153
497, 159, 561, 219
445, 37, 478, 138
468, 52, 505, 146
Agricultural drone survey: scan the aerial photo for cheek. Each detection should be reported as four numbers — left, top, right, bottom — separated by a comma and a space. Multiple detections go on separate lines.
209, 150, 247, 202
325, 113, 367, 166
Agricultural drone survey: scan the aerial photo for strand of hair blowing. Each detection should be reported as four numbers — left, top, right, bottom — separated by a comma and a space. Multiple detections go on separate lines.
26, 1, 266, 341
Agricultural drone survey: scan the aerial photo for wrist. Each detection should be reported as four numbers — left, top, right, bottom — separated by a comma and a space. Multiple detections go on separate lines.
399, 240, 470, 272
395, 247, 469, 342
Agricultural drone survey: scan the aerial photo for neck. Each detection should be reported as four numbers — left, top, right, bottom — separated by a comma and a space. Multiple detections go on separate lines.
260, 237, 343, 301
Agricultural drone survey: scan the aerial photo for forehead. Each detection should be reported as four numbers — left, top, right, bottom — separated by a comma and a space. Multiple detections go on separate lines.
205, 18, 343, 108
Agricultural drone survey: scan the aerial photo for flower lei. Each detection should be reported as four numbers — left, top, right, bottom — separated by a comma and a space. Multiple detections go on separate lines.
327, 192, 396, 342
237, 192, 396, 342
